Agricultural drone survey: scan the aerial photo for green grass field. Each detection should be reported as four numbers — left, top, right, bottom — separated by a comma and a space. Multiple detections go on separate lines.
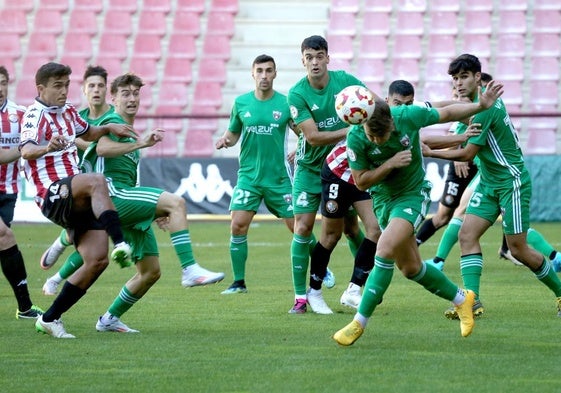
2, 221, 561, 393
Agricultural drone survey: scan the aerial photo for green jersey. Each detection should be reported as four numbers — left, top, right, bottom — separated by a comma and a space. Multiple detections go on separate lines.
347, 104, 440, 195
228, 90, 292, 187
468, 97, 526, 185
78, 105, 115, 161
81, 112, 139, 189
288, 70, 364, 174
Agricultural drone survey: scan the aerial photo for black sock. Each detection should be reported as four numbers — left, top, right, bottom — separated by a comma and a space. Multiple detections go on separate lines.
0, 245, 32, 311
550, 251, 557, 261
350, 238, 376, 286
416, 218, 437, 245
43, 282, 87, 322
501, 234, 508, 252
309, 242, 333, 290
98, 210, 125, 245
433, 257, 445, 263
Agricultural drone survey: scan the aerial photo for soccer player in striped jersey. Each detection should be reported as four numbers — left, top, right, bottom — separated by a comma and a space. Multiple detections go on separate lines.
21, 62, 135, 338
0, 65, 45, 320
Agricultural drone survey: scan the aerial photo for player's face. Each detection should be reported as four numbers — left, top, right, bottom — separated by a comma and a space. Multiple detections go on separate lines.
451, 70, 480, 100
0, 74, 8, 107
301, 48, 329, 80
252, 61, 276, 92
112, 84, 141, 118
83, 75, 107, 108
387, 93, 414, 107
363, 122, 391, 145
38, 75, 70, 107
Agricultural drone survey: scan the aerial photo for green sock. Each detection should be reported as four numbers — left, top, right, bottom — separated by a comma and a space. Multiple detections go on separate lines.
460, 254, 483, 300
358, 256, 394, 317
59, 250, 84, 280
291, 234, 311, 296
435, 217, 462, 260
230, 235, 247, 282
411, 262, 459, 301
108, 286, 140, 318
308, 233, 317, 256
346, 228, 365, 258
171, 230, 195, 269
527, 228, 555, 259
59, 229, 71, 247
534, 258, 561, 297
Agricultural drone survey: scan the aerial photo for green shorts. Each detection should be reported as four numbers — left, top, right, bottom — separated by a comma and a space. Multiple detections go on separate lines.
111, 186, 163, 262
372, 182, 431, 231
466, 171, 531, 235
230, 181, 293, 219
292, 165, 322, 215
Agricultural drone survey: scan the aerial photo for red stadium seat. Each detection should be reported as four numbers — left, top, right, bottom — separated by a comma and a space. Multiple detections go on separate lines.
3, 0, 34, 11
396, 0, 427, 12
392, 59, 420, 83
497, 11, 527, 34
422, 81, 454, 102
499, 81, 523, 110
93, 56, 124, 78
530, 57, 560, 81
158, 82, 190, 108
327, 12, 358, 37
138, 83, 154, 112
32, 9, 64, 35
326, 35, 354, 59
198, 59, 227, 84
493, 58, 524, 81
15, 78, 38, 106
395, 12, 424, 35
363, 0, 392, 12
361, 11, 391, 36
38, 0, 68, 11
468, 0, 493, 11
62, 33, 93, 58
74, 0, 103, 12
67, 10, 98, 35
531, 34, 561, 57
129, 57, 158, 85
206, 12, 236, 37
98, 33, 129, 60
528, 81, 559, 110
358, 35, 388, 59
429, 12, 459, 35
109, 0, 137, 13
59, 55, 89, 80
168, 34, 197, 60
183, 127, 215, 157
328, 58, 351, 72
27, 33, 58, 57
143, 130, 179, 157
331, 0, 360, 13
426, 35, 456, 58
423, 57, 452, 82
525, 126, 557, 155
163, 58, 194, 84
177, 0, 206, 13
498, 0, 527, 10
192, 82, 223, 109
461, 34, 491, 58
495, 34, 526, 58
533, 10, 561, 34
202, 35, 231, 60
0, 34, 22, 60
132, 34, 162, 60
534, 0, 561, 10
392, 35, 422, 59
138, 11, 167, 37
355, 58, 385, 84
103, 11, 133, 36
0, 10, 27, 35
464, 11, 492, 35
154, 104, 185, 133
210, 0, 239, 14
429, 0, 460, 12
173, 11, 202, 36
143, 0, 172, 13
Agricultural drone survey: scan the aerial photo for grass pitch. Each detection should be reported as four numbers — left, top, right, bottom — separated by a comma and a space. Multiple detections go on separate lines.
1, 221, 561, 393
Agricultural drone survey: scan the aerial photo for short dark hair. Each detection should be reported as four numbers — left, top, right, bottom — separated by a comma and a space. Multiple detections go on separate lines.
83, 65, 108, 83
366, 97, 392, 136
252, 54, 276, 68
388, 80, 415, 97
448, 54, 481, 76
0, 66, 9, 82
301, 35, 328, 54
110, 73, 144, 95
35, 62, 72, 86
480, 72, 493, 83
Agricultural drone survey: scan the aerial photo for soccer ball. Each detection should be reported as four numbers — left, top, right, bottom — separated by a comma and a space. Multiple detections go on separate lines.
335, 85, 375, 125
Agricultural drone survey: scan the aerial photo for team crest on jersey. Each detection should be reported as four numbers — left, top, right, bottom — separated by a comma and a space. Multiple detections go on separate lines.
283, 193, 293, 204
273, 111, 282, 120
400, 135, 411, 148
290, 105, 298, 119
59, 184, 70, 199
8, 113, 19, 123
326, 200, 338, 213
21, 130, 34, 139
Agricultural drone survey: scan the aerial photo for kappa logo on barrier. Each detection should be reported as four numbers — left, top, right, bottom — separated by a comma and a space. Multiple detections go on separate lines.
174, 163, 234, 203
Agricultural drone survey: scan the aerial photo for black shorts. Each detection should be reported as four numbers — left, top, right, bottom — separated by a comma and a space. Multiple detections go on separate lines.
320, 165, 371, 219
439, 161, 479, 208
41, 176, 104, 245
0, 193, 17, 227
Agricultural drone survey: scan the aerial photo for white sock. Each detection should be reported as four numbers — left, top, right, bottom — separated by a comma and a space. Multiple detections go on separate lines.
353, 313, 368, 328
50, 272, 63, 284
452, 288, 466, 306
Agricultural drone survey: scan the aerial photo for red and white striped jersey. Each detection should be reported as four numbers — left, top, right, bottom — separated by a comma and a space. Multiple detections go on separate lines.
325, 139, 355, 185
20, 99, 89, 208
0, 99, 25, 194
